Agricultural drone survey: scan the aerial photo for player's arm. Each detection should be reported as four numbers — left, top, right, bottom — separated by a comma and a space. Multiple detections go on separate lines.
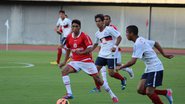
55, 26, 62, 35
76, 46, 92, 55
91, 35, 99, 52
76, 34, 94, 55
154, 41, 174, 59
115, 35, 122, 46
108, 27, 122, 51
55, 18, 62, 35
64, 49, 71, 63
59, 49, 70, 68
91, 43, 98, 52
118, 58, 137, 70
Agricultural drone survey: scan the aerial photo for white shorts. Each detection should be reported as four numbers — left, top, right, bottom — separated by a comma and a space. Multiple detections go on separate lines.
67, 61, 98, 75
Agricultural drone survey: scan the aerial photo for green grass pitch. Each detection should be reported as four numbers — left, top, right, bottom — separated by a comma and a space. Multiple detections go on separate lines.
0, 50, 185, 104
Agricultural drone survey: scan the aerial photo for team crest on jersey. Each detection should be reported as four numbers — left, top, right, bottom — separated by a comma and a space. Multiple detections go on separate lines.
73, 43, 77, 48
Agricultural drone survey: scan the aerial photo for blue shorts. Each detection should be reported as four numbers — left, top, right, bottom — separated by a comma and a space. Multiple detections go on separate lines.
141, 70, 163, 87
95, 57, 117, 69
60, 36, 66, 45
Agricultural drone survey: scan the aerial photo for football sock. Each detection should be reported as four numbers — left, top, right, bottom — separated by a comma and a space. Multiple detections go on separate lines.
94, 79, 101, 90
57, 48, 62, 64
155, 89, 167, 96
113, 73, 124, 80
102, 81, 116, 98
101, 66, 107, 84
147, 93, 163, 104
62, 75, 72, 94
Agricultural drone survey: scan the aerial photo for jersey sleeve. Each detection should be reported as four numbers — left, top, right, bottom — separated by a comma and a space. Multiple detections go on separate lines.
107, 26, 121, 38
94, 32, 99, 44
67, 18, 72, 26
146, 39, 155, 48
56, 18, 60, 26
132, 43, 144, 59
84, 34, 93, 48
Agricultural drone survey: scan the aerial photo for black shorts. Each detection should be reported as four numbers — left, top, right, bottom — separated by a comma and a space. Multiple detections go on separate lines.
60, 37, 66, 45
95, 57, 117, 69
141, 70, 163, 87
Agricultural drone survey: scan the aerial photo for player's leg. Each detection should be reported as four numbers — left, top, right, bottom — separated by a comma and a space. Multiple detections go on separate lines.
137, 78, 147, 95
57, 44, 63, 64
90, 57, 106, 92
146, 87, 164, 104
80, 62, 118, 103
92, 74, 118, 103
61, 61, 80, 99
153, 70, 173, 104
107, 58, 127, 90
100, 66, 107, 84
155, 89, 173, 104
117, 51, 134, 78
57, 37, 67, 64
145, 72, 164, 104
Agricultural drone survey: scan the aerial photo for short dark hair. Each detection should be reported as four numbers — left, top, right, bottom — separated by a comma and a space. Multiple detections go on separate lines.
59, 10, 65, 14
126, 25, 138, 35
95, 14, 104, 21
72, 19, 81, 27
104, 15, 111, 20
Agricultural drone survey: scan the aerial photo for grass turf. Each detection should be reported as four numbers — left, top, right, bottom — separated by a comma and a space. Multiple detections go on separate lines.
0, 50, 185, 104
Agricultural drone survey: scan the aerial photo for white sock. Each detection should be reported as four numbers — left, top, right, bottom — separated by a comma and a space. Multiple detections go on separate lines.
102, 81, 116, 98
121, 64, 129, 72
62, 75, 72, 94
122, 67, 129, 72
101, 66, 107, 84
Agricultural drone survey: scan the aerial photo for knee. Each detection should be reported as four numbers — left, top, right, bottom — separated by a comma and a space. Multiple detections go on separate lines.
62, 69, 68, 76
145, 90, 154, 95
109, 72, 114, 77
137, 89, 146, 95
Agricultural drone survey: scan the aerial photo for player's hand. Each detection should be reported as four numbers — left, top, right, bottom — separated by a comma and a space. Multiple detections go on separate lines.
75, 50, 83, 55
59, 62, 66, 69
115, 66, 122, 72
163, 54, 174, 59
56, 30, 62, 35
111, 47, 117, 52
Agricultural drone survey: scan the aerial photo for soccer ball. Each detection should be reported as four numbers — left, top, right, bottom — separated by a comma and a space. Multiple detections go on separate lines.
56, 98, 70, 104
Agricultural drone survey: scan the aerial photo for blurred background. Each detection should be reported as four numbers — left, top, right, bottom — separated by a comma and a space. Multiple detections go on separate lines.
0, 0, 185, 49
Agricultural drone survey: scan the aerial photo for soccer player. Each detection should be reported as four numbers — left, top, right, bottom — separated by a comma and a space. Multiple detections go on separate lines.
101, 15, 134, 81
59, 19, 119, 103
90, 14, 127, 92
117, 25, 174, 104
91, 15, 134, 93
50, 10, 72, 65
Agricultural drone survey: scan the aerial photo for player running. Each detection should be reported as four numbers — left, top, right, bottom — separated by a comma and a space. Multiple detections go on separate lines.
90, 14, 134, 93
117, 25, 174, 104
50, 10, 72, 65
90, 14, 127, 93
59, 19, 119, 103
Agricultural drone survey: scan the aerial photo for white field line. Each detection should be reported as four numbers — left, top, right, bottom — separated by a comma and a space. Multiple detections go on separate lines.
0, 62, 35, 69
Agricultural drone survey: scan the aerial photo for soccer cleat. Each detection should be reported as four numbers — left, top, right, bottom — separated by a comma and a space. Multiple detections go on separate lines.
50, 61, 58, 65
89, 88, 101, 93
112, 97, 119, 103
62, 93, 74, 99
126, 67, 134, 79
166, 89, 173, 104
121, 77, 127, 90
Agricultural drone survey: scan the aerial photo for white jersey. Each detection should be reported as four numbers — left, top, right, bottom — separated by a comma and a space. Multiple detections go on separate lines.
56, 18, 72, 37
95, 26, 121, 59
132, 37, 164, 73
